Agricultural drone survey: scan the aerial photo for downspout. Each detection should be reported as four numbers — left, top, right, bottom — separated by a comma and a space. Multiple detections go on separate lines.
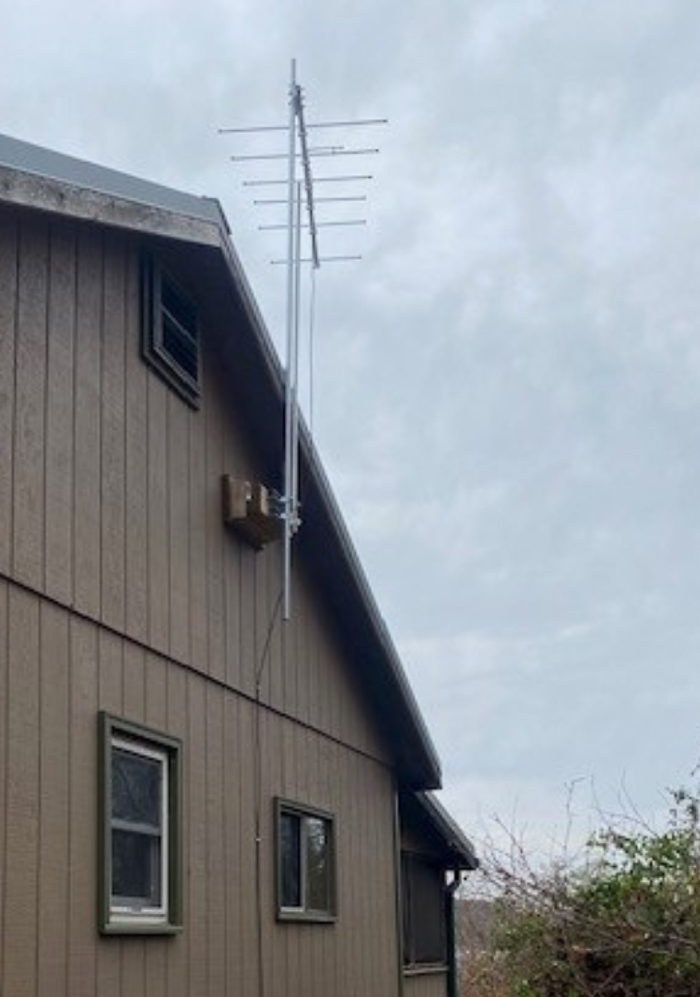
445, 873, 462, 997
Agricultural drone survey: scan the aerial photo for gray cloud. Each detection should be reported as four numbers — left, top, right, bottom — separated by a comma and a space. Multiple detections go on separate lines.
3, 0, 699, 856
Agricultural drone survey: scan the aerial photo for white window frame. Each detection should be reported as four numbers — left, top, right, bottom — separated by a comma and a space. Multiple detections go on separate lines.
98, 712, 182, 936
109, 736, 169, 926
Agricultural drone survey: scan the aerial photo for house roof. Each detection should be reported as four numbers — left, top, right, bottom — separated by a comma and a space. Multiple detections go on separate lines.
401, 791, 479, 871
0, 130, 443, 791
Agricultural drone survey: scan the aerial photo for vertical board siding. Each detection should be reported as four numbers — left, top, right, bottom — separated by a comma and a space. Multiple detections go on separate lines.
403, 974, 449, 997
0, 585, 401, 997
0, 582, 6, 966
165, 664, 188, 997
3, 588, 40, 997
100, 234, 127, 632
203, 354, 226, 684
186, 671, 207, 997
1, 211, 391, 763
38, 603, 71, 997
124, 252, 149, 644
67, 618, 99, 997
147, 374, 170, 653
44, 224, 76, 604
12, 216, 48, 588
0, 217, 18, 574
168, 392, 190, 663
73, 226, 103, 617
0, 212, 409, 997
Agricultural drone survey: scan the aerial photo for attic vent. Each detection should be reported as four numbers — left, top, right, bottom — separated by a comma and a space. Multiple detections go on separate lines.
141, 255, 200, 406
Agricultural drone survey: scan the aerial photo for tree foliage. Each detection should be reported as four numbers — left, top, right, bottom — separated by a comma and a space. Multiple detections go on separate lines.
484, 786, 700, 997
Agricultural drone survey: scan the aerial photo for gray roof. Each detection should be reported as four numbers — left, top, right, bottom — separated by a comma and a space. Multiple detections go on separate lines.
0, 131, 226, 228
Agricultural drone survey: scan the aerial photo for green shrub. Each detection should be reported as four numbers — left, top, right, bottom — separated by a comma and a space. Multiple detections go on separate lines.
491, 787, 700, 997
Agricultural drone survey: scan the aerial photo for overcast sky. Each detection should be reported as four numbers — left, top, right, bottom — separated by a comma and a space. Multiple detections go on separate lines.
4, 0, 700, 861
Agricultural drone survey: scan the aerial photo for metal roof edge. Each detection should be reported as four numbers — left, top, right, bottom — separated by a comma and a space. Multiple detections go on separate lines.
413, 791, 479, 870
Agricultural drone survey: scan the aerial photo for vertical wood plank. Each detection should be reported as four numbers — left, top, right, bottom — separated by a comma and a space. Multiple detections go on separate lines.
12, 216, 48, 588
144, 653, 168, 997
0, 583, 7, 975
239, 546, 257, 699
166, 665, 188, 997
101, 233, 127, 631
73, 227, 103, 617
67, 618, 98, 997
206, 685, 226, 997
254, 551, 271, 705
187, 673, 207, 997
3, 588, 40, 997
0, 215, 18, 574
224, 695, 242, 997
123, 642, 146, 723
266, 545, 284, 712
223, 529, 242, 692
44, 223, 76, 604
147, 375, 169, 652
96, 630, 123, 997
168, 393, 190, 662
205, 362, 225, 683
239, 699, 258, 997
188, 383, 207, 671
124, 251, 149, 643
37, 603, 70, 997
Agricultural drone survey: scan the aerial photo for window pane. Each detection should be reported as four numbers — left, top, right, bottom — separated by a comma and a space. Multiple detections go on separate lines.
306, 817, 330, 912
280, 812, 301, 908
112, 747, 162, 827
112, 828, 161, 905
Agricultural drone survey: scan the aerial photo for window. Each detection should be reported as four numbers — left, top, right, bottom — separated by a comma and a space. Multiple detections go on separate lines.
98, 713, 182, 934
276, 798, 336, 921
402, 853, 447, 967
141, 253, 201, 406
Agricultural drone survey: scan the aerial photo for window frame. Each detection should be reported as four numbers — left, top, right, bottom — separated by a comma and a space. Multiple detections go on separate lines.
140, 253, 201, 407
98, 712, 183, 935
275, 797, 337, 923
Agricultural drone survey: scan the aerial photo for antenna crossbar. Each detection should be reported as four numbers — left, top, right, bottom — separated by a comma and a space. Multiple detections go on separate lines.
219, 117, 387, 134
243, 175, 373, 186
253, 195, 367, 205
270, 254, 362, 265
231, 148, 378, 162
259, 220, 366, 231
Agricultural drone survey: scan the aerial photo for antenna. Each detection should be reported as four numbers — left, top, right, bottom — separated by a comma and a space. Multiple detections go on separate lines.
220, 59, 386, 620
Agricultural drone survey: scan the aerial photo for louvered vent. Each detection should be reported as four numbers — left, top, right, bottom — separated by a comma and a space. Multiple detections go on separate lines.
141, 255, 201, 406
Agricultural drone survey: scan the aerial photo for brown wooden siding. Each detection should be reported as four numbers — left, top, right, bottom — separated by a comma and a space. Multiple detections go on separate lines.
0, 204, 403, 996
0, 578, 401, 997
403, 971, 449, 997
0, 204, 389, 764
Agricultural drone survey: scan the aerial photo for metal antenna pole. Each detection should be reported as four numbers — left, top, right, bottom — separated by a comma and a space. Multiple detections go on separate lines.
291, 180, 303, 535
283, 58, 297, 622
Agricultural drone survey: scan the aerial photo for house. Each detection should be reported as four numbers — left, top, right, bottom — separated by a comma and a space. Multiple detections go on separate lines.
0, 131, 477, 997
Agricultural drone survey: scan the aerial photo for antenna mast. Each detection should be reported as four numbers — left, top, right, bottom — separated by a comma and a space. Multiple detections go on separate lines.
220, 60, 386, 620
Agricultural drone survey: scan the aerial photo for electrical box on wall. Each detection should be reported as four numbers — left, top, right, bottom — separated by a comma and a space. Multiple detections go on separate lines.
221, 475, 282, 550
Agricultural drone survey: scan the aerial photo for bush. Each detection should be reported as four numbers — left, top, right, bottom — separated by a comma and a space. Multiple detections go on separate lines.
486, 786, 700, 997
